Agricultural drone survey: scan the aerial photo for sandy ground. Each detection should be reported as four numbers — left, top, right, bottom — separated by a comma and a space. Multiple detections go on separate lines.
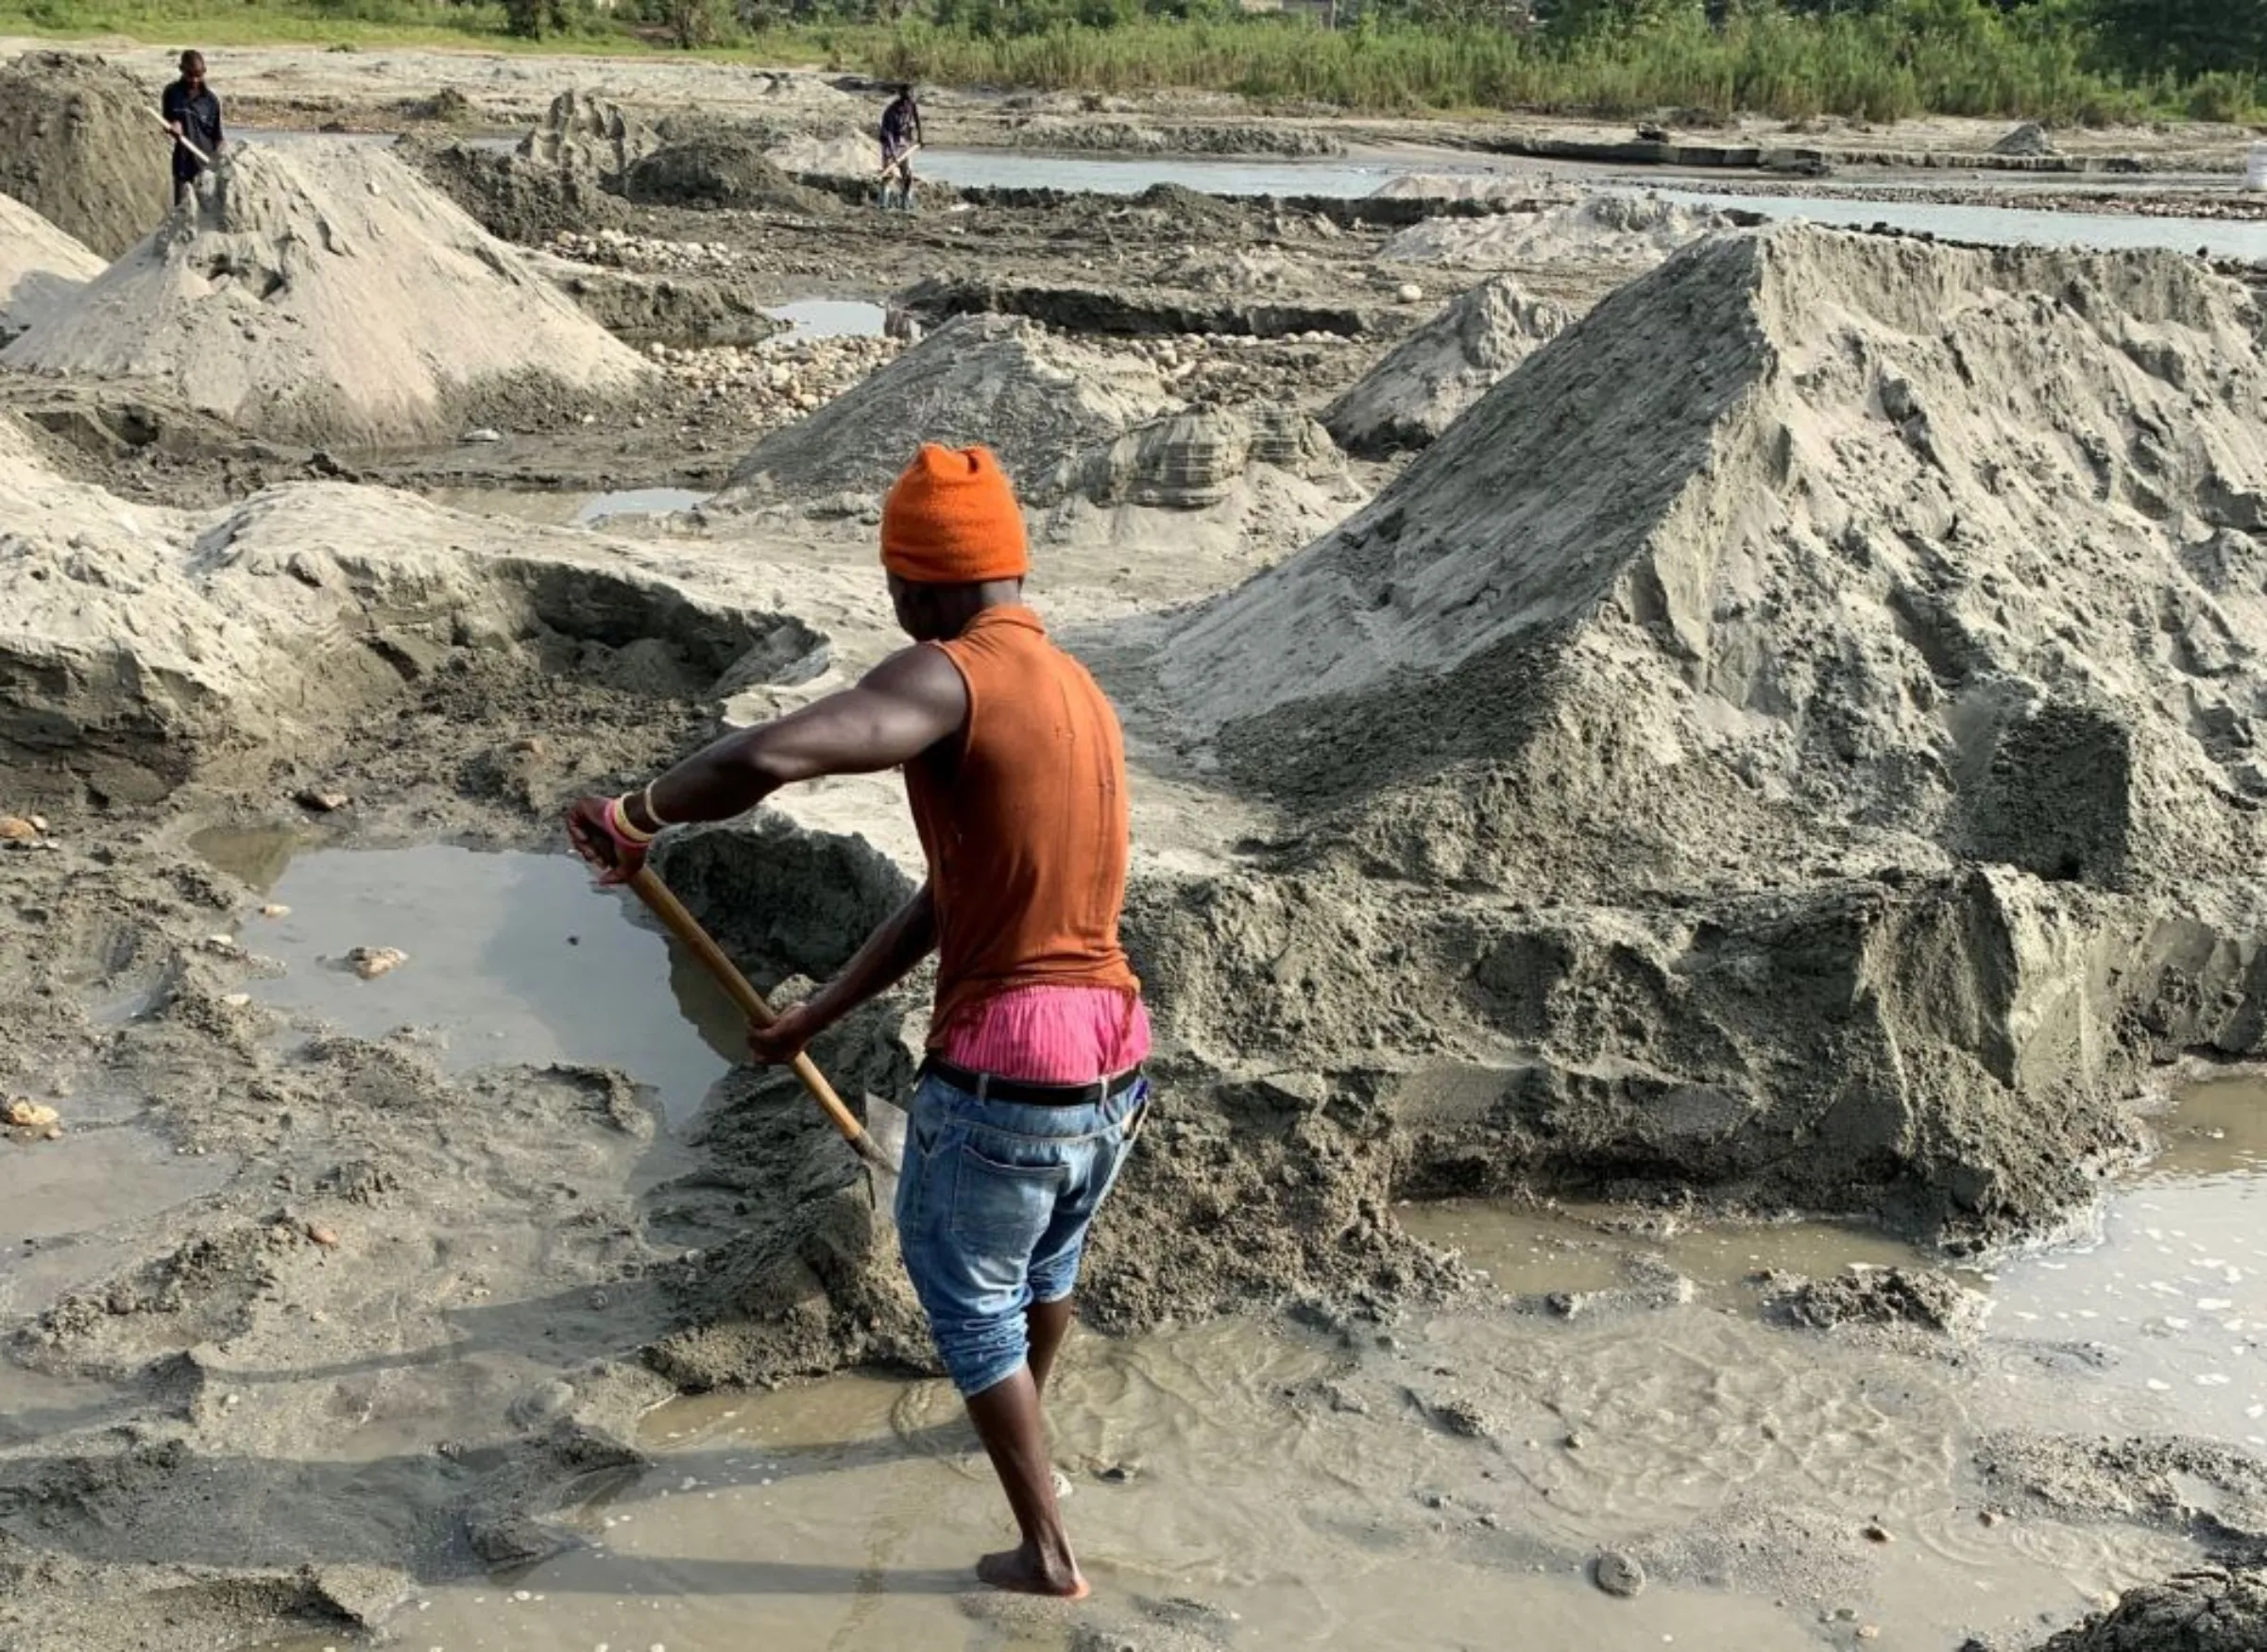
2, 37, 2267, 1652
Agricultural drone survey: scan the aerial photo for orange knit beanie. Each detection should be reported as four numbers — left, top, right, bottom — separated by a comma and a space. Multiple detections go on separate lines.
880, 443, 1031, 586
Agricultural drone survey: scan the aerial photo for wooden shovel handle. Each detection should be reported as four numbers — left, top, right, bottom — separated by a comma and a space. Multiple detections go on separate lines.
626, 866, 878, 1157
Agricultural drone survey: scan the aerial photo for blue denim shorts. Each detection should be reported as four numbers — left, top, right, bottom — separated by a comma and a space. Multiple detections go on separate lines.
894, 1067, 1148, 1397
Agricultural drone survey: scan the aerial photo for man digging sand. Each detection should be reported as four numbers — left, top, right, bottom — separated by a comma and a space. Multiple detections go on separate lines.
569, 443, 1150, 1600
161, 49, 224, 207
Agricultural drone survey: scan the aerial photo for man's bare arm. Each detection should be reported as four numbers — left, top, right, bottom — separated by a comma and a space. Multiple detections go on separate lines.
751, 882, 938, 1061
637, 644, 965, 831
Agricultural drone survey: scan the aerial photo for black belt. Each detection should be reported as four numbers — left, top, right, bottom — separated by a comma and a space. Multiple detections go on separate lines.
920, 1056, 1143, 1108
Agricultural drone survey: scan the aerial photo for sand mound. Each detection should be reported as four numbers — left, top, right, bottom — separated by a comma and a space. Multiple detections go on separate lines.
0, 190, 105, 339
1171, 225, 2267, 894
723, 313, 1179, 502
623, 139, 833, 213
0, 53, 172, 260
1370, 174, 1576, 205
1152, 224, 2267, 1236
1323, 275, 1577, 456
402, 137, 631, 245
1161, 246, 1324, 297
1046, 403, 1342, 510
2, 142, 653, 446
1992, 121, 2059, 159
1383, 193, 1731, 270
762, 128, 877, 179
518, 88, 656, 183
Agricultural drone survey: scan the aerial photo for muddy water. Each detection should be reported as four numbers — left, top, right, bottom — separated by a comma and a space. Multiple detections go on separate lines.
767, 297, 888, 340
229, 1080, 2266, 1652
922, 148, 1415, 199
189, 835, 741, 1119
1, 1098, 233, 1319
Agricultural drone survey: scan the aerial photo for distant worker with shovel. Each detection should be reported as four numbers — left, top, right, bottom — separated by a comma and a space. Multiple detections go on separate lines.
878, 81, 923, 210
161, 49, 225, 207
569, 444, 1149, 1601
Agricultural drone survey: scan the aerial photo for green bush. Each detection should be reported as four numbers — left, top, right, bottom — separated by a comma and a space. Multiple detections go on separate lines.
2186, 71, 2259, 124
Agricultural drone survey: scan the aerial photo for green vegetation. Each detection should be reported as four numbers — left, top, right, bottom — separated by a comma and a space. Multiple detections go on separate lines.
0, 0, 2256, 123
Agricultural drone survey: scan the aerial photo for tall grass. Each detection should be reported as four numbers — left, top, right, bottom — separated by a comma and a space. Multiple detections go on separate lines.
0, 0, 2245, 123
840, 9, 2190, 122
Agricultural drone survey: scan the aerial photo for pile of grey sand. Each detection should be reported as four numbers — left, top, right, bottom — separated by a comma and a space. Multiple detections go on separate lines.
0, 190, 105, 340
0, 52, 172, 259
4, 140, 652, 447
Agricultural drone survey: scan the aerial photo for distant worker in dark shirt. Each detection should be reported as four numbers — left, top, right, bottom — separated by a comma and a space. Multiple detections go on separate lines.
162, 50, 225, 207
878, 83, 923, 210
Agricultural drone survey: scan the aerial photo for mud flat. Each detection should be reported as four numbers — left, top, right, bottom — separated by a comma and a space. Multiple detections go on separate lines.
2, 41, 2267, 1651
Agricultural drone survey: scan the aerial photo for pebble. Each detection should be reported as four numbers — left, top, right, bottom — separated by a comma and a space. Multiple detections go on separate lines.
0, 816, 39, 843
222, 993, 252, 1009
3, 1098, 60, 1131
462, 427, 503, 444
297, 789, 350, 812
260, 903, 291, 918
1862, 1522, 1892, 1543
307, 1222, 341, 1247
348, 945, 408, 980
1593, 1551, 1645, 1598
1397, 281, 1423, 302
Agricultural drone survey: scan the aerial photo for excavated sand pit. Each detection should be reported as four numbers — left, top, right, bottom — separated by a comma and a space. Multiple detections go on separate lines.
6, 86, 2267, 1649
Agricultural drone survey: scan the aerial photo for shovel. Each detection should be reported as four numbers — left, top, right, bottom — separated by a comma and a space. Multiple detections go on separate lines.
157, 111, 213, 168
625, 866, 905, 1186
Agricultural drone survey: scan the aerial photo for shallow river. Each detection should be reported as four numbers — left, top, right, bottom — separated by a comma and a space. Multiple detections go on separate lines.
240, 128, 2264, 261
915, 148, 2263, 259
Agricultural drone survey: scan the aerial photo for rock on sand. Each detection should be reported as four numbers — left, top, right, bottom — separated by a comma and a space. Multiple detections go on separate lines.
1323, 275, 1576, 457
2, 141, 653, 446
0, 190, 105, 339
0, 53, 173, 260
2035, 1567, 2267, 1650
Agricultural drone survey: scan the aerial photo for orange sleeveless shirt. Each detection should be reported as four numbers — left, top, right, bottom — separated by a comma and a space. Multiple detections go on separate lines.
904, 605, 1140, 1043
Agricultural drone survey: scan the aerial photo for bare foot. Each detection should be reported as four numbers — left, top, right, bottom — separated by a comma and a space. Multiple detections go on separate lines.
977, 1543, 1089, 1599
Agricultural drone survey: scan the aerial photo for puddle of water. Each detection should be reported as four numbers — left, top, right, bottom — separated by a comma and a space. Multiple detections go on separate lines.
1399, 1198, 1943, 1307
199, 842, 741, 1120
415, 486, 709, 530
349, 1318, 1852, 1652
1406, 1075, 2267, 1448
1986, 1073, 2267, 1441
349, 1290, 2193, 1652
765, 297, 887, 340
574, 485, 709, 525
923, 147, 1403, 200
2, 1120, 234, 1319
1656, 183, 2267, 260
